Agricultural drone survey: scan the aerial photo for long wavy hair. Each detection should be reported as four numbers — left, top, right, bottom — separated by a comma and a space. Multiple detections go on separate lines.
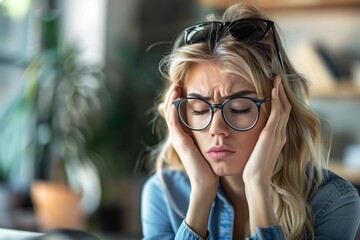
151, 3, 331, 240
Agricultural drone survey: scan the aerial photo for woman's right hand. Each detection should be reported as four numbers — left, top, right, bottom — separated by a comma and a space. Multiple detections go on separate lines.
163, 83, 218, 238
163, 83, 218, 193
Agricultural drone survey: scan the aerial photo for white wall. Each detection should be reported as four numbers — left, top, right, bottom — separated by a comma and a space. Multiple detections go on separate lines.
60, 0, 107, 65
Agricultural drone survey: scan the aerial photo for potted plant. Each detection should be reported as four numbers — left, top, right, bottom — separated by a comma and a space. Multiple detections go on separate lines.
0, 1, 108, 231
27, 6, 108, 229
29, 40, 108, 230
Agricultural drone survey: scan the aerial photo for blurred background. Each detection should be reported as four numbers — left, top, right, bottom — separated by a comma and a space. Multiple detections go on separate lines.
0, 0, 359, 239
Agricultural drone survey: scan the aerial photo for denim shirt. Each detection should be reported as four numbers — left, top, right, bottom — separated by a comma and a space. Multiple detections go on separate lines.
141, 169, 360, 240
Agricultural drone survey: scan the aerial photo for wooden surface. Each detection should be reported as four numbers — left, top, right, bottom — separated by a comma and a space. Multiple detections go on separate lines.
329, 161, 360, 186
310, 83, 360, 99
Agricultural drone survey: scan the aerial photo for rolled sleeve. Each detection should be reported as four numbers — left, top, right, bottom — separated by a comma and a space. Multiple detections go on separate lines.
245, 225, 285, 240
175, 221, 210, 240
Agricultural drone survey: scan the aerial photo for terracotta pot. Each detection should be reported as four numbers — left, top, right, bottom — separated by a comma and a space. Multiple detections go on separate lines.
31, 181, 85, 231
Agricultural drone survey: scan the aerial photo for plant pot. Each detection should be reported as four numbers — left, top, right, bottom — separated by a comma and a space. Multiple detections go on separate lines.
31, 181, 85, 231
0, 184, 15, 228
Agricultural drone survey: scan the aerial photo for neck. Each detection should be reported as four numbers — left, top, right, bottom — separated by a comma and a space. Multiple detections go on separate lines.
220, 175, 246, 206
220, 175, 250, 239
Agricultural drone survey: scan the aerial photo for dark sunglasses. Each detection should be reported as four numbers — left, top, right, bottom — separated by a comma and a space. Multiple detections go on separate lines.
183, 18, 284, 70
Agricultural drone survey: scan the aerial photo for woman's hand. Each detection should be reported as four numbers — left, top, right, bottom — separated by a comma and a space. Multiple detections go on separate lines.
242, 76, 292, 234
243, 75, 291, 185
163, 83, 218, 238
163, 83, 218, 191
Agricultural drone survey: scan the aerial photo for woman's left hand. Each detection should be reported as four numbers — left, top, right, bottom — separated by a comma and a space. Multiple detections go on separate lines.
242, 75, 291, 186
242, 75, 292, 234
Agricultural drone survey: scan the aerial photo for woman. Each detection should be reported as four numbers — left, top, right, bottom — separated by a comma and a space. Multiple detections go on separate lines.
141, 3, 360, 240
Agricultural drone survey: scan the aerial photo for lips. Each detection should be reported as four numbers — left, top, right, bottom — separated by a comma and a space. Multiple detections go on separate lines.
207, 146, 235, 160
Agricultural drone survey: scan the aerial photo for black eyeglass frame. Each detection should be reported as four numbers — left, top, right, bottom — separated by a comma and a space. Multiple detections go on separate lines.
183, 18, 284, 70
172, 96, 271, 132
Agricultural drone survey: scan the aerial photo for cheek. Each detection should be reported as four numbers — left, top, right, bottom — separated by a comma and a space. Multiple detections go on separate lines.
191, 132, 207, 150
235, 131, 258, 158
252, 111, 268, 139
237, 114, 267, 153
256, 109, 268, 132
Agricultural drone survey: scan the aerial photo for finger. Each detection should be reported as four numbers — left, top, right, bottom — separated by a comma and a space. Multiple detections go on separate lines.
274, 75, 286, 111
279, 81, 292, 116
265, 86, 281, 134
275, 75, 282, 97
163, 84, 176, 113
167, 98, 196, 155
274, 76, 291, 124
279, 82, 292, 143
277, 81, 291, 126
164, 85, 181, 121
269, 76, 283, 118
166, 90, 177, 122
169, 104, 185, 137
266, 77, 289, 143
270, 81, 290, 149
273, 76, 287, 111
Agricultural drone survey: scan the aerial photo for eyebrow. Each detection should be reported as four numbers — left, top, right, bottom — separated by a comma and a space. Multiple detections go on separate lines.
187, 90, 256, 100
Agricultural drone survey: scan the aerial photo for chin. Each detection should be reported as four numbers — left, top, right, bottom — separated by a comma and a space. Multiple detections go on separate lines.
212, 165, 243, 177
208, 158, 245, 177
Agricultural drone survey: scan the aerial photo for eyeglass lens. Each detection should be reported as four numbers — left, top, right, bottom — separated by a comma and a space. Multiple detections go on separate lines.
178, 98, 259, 131
185, 23, 219, 44
229, 20, 269, 41
185, 20, 269, 44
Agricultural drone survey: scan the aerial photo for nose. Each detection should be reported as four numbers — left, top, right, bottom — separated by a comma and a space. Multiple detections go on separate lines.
209, 109, 230, 136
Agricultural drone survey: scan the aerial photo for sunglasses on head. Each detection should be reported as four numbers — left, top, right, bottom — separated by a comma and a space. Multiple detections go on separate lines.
183, 18, 284, 70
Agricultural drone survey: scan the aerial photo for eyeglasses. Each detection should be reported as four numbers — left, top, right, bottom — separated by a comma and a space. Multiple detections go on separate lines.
172, 96, 270, 131
184, 18, 284, 69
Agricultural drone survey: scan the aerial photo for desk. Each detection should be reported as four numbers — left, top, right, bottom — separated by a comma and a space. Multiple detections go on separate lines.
0, 228, 43, 240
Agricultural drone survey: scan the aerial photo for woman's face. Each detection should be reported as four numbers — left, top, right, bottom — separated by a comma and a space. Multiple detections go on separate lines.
183, 62, 269, 176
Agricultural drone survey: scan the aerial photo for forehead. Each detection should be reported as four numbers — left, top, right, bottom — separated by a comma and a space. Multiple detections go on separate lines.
184, 62, 255, 96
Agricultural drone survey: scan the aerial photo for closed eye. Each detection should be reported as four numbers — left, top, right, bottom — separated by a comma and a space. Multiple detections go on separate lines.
193, 109, 210, 115
231, 108, 251, 114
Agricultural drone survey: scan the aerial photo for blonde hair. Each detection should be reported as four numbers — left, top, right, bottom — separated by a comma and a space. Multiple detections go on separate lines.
152, 3, 331, 240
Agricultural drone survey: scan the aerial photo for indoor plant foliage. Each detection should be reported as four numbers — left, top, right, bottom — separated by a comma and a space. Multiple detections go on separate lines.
31, 43, 108, 230
30, 4, 109, 228
36, 44, 107, 183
